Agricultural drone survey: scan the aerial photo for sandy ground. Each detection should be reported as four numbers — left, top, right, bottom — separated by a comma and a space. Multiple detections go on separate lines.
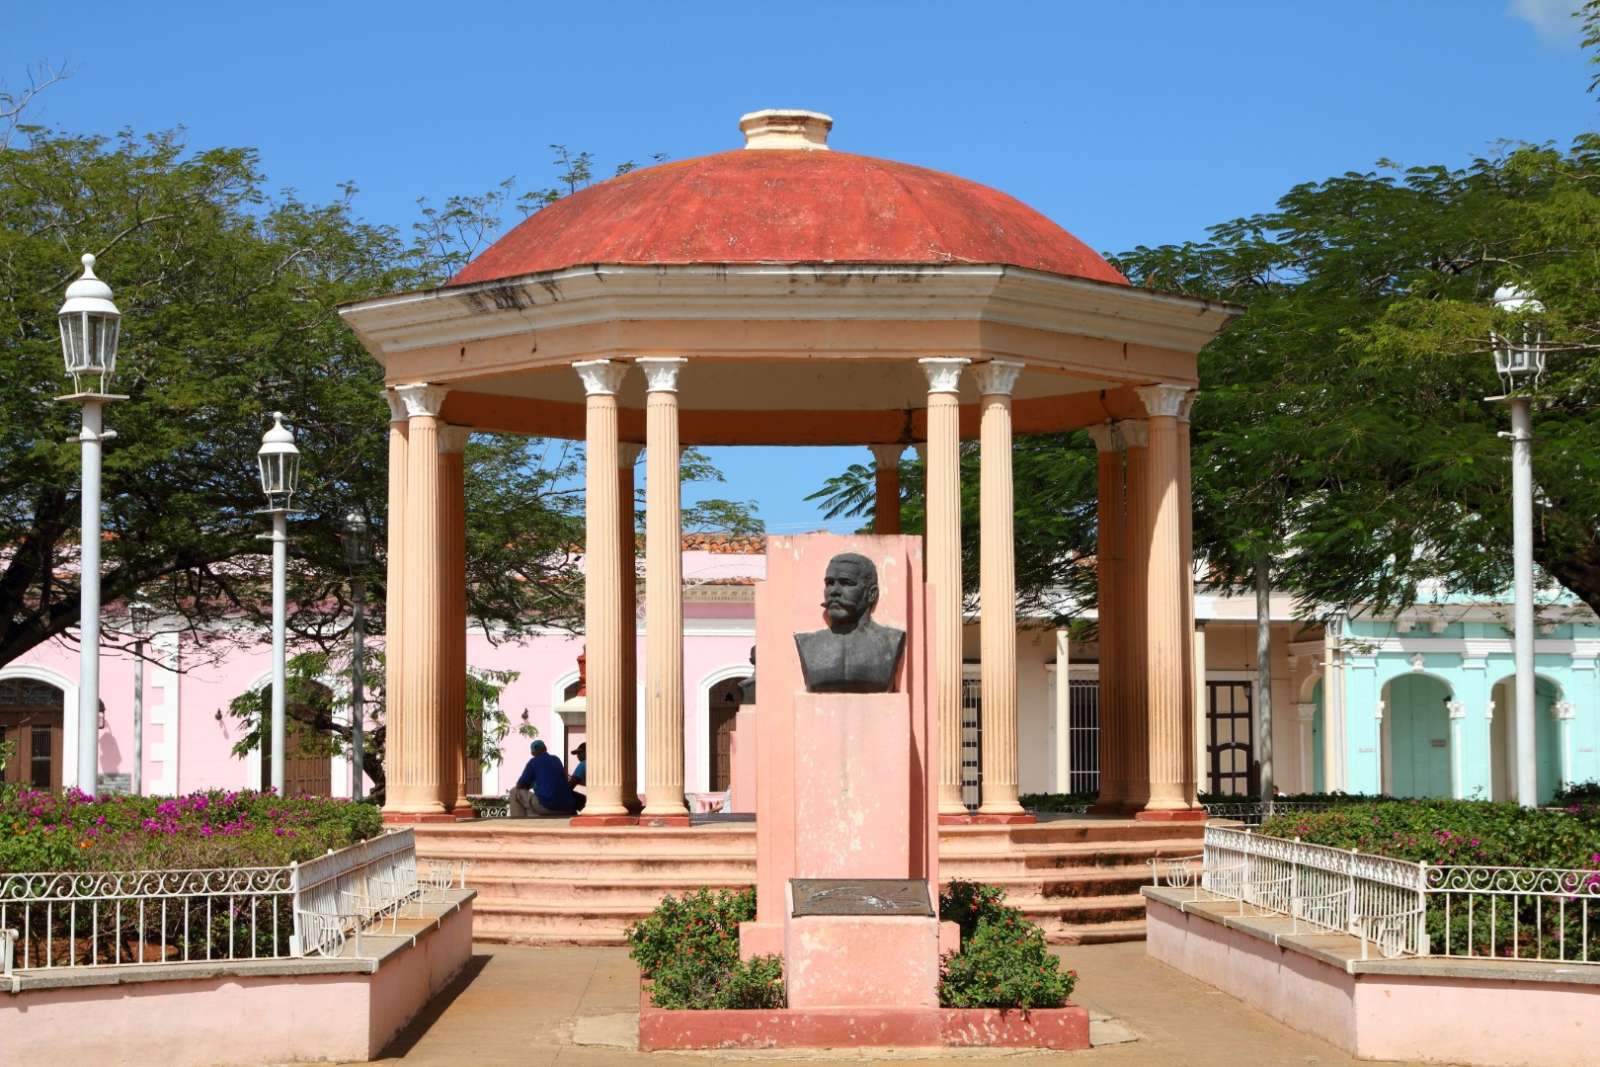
334, 939, 1455, 1067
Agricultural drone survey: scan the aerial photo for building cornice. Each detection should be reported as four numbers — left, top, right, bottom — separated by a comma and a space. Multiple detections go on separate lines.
338, 264, 1236, 366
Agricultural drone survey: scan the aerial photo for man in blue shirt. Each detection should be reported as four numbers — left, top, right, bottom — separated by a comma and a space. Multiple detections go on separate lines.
509, 740, 587, 816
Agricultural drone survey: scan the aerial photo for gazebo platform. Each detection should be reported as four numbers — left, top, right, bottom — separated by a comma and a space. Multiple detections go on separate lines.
412, 814, 1202, 946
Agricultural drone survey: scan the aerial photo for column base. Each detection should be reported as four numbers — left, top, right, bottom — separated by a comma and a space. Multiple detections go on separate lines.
639, 813, 693, 828
937, 812, 974, 825
570, 813, 640, 827
970, 812, 1037, 825
449, 805, 477, 820
1132, 807, 1208, 823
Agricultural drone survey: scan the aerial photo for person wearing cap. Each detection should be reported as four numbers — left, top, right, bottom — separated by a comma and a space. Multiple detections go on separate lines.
569, 741, 587, 791
509, 739, 586, 817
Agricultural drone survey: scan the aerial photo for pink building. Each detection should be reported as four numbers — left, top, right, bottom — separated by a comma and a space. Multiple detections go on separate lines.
0, 541, 763, 803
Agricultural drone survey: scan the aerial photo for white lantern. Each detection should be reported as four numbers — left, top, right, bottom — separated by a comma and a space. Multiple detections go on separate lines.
57, 253, 121, 394
257, 412, 301, 512
1491, 284, 1546, 393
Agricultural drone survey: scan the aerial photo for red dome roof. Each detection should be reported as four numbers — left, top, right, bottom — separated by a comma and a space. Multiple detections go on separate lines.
448, 148, 1127, 287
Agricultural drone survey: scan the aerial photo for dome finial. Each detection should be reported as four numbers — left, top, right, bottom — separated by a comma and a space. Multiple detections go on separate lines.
739, 109, 832, 151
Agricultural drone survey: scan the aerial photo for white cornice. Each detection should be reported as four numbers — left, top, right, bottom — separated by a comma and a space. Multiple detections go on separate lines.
338, 264, 1237, 362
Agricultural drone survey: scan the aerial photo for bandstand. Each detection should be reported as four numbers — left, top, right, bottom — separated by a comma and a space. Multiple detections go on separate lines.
339, 109, 1235, 824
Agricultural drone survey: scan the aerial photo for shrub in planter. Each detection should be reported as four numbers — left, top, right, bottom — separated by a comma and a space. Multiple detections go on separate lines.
938, 880, 1075, 1009
1019, 792, 1097, 813
626, 887, 784, 1010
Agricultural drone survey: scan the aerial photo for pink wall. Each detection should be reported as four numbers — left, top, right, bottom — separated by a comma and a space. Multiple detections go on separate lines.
1, 548, 765, 798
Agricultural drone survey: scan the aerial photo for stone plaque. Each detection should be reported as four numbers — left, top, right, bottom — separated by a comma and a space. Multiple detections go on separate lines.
791, 878, 933, 918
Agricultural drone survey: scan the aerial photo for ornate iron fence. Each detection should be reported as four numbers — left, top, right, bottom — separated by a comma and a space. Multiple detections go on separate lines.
1157, 826, 1600, 967
0, 828, 445, 973
1425, 865, 1600, 965
1153, 825, 1428, 959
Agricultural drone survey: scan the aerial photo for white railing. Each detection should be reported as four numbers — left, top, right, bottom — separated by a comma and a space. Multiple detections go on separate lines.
1159, 827, 1600, 967
1426, 865, 1600, 965
468, 794, 510, 819
1151, 825, 1429, 959
0, 829, 450, 973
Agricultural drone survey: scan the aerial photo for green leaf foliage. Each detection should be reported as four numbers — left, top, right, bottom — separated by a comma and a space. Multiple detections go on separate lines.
0, 118, 755, 672
937, 880, 1075, 1009
624, 887, 784, 1010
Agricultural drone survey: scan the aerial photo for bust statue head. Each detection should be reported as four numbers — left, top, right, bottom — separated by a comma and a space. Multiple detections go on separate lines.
821, 552, 878, 634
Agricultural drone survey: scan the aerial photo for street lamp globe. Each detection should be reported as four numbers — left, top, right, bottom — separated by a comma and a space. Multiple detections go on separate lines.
57, 253, 121, 395
1491, 284, 1546, 393
341, 509, 372, 568
257, 412, 301, 512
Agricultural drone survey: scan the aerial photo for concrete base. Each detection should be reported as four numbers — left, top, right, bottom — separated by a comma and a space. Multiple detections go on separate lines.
638, 813, 692, 828
639, 984, 1090, 1050
783, 880, 939, 1009
2, 892, 474, 1067
569, 813, 639, 827
971, 812, 1038, 825
382, 811, 460, 824
1133, 808, 1207, 822
937, 812, 973, 825
1145, 886, 1600, 1067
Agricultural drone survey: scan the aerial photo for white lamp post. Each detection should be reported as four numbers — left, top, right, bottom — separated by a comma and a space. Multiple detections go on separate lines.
130, 599, 152, 796
341, 510, 371, 801
257, 413, 300, 795
57, 253, 124, 796
1491, 284, 1545, 808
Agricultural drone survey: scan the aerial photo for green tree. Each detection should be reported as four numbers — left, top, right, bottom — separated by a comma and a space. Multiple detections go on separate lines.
225, 649, 516, 803
0, 117, 756, 673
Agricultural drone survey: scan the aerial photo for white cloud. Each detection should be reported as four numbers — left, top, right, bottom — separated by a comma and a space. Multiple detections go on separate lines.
1507, 0, 1584, 45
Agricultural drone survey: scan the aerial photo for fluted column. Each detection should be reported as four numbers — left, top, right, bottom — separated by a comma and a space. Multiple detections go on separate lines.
977, 360, 1024, 817
1120, 419, 1151, 811
388, 383, 449, 815
1176, 392, 1199, 807
1087, 424, 1127, 810
619, 441, 642, 813
639, 358, 689, 822
575, 360, 631, 819
1136, 384, 1196, 814
381, 391, 411, 817
439, 426, 470, 814
869, 443, 904, 535
919, 358, 969, 817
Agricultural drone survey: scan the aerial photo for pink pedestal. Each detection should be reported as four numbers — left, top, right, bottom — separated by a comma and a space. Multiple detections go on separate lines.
785, 912, 940, 1009
793, 692, 914, 877
739, 534, 936, 961
729, 706, 758, 814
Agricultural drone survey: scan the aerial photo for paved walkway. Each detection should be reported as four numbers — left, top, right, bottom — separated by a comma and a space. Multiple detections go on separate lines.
343, 941, 1454, 1067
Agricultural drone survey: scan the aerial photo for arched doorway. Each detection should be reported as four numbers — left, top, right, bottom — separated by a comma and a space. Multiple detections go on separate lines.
1383, 674, 1452, 798
707, 677, 744, 793
1490, 675, 1562, 804
0, 677, 64, 789
255, 680, 335, 799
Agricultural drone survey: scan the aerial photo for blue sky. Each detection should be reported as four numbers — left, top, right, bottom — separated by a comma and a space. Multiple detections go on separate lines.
6, 1, 1597, 531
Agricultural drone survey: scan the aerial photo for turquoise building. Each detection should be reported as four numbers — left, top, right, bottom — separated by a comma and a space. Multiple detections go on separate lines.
1318, 590, 1600, 802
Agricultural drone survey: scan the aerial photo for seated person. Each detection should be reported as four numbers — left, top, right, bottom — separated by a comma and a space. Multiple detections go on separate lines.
570, 741, 587, 790
509, 739, 588, 816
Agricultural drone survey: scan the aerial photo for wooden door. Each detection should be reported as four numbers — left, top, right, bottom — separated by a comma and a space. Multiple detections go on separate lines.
707, 679, 743, 792
0, 679, 64, 790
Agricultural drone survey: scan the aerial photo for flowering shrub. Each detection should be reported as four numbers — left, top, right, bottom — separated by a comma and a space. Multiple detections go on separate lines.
625, 888, 784, 1010
1260, 800, 1600, 962
0, 786, 382, 873
938, 880, 1075, 1009
1259, 799, 1600, 869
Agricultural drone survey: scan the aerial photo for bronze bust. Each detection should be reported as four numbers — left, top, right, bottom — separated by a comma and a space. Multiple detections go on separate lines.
794, 552, 906, 693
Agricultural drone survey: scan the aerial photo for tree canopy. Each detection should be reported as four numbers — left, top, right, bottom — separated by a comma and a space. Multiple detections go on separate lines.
0, 113, 758, 673
812, 141, 1600, 620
